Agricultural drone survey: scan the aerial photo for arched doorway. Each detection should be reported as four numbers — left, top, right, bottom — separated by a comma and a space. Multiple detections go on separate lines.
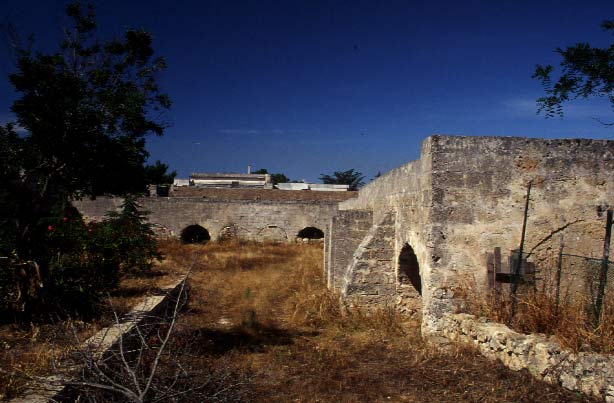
398, 243, 421, 295
297, 227, 324, 239
180, 225, 210, 244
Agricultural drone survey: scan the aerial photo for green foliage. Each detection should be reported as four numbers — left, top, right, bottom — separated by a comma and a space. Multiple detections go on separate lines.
100, 196, 160, 274
319, 169, 365, 190
23, 197, 158, 318
0, 2, 168, 321
253, 168, 290, 185
2, 0, 169, 261
145, 160, 177, 185
534, 20, 614, 120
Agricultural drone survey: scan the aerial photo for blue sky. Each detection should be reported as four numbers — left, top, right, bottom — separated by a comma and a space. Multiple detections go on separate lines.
2, 0, 614, 182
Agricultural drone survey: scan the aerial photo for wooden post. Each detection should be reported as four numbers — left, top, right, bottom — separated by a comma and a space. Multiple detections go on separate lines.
487, 252, 494, 290
595, 209, 613, 325
555, 234, 564, 316
494, 247, 502, 300
511, 181, 532, 319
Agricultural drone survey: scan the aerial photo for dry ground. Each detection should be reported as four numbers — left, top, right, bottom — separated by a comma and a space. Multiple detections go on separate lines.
161, 240, 598, 403
0, 265, 182, 401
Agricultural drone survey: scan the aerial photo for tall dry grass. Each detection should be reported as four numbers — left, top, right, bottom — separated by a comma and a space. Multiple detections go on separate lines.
458, 274, 614, 353
159, 239, 597, 403
0, 257, 179, 400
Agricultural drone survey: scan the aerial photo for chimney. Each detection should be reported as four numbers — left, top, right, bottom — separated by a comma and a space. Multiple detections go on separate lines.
247, 165, 252, 174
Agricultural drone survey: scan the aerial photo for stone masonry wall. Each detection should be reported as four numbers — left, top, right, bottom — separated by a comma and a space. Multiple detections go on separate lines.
340, 212, 396, 307
325, 210, 372, 291
332, 135, 614, 338
426, 136, 614, 335
440, 313, 614, 402
74, 197, 339, 242
333, 137, 435, 328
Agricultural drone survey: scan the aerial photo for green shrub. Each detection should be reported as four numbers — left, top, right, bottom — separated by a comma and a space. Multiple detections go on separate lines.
0, 196, 161, 321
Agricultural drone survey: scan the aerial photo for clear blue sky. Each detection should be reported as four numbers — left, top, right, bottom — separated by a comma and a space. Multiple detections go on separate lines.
2, 0, 614, 182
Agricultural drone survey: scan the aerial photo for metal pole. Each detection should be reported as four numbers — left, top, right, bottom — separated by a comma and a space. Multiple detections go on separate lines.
511, 181, 532, 319
595, 209, 613, 325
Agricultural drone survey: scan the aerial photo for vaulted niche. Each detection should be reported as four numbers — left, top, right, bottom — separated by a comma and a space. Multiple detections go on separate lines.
180, 225, 210, 244
398, 243, 422, 295
297, 227, 324, 239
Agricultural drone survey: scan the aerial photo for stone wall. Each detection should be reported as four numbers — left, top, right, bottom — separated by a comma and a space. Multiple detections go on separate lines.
325, 210, 372, 290
427, 136, 614, 334
440, 313, 614, 402
171, 187, 358, 202
74, 197, 339, 242
327, 135, 614, 336
340, 212, 396, 307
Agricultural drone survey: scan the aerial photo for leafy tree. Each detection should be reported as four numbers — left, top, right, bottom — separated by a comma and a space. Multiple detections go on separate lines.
319, 169, 365, 190
145, 160, 177, 185
253, 168, 290, 185
271, 173, 290, 185
533, 20, 614, 121
2, 1, 169, 261
0, 2, 169, 320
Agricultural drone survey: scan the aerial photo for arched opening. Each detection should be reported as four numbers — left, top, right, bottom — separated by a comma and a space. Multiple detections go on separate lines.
180, 225, 210, 244
398, 243, 421, 295
297, 227, 324, 239
219, 224, 247, 241
258, 225, 287, 242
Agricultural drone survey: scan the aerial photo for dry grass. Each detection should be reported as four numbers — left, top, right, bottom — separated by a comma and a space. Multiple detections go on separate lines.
0, 261, 179, 400
161, 240, 598, 403
458, 277, 614, 354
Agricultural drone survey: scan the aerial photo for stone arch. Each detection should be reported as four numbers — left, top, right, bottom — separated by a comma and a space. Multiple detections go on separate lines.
398, 243, 422, 295
257, 225, 288, 242
180, 224, 210, 244
218, 224, 248, 241
297, 226, 324, 239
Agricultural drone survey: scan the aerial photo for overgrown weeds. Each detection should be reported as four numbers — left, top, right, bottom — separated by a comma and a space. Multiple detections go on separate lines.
0, 265, 178, 400
459, 274, 614, 353
159, 240, 597, 403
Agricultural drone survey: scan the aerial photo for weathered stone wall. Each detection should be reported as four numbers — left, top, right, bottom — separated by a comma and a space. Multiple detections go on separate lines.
328, 135, 614, 337
440, 313, 614, 402
426, 136, 614, 334
340, 212, 396, 307
325, 210, 372, 290
74, 197, 339, 242
171, 187, 358, 202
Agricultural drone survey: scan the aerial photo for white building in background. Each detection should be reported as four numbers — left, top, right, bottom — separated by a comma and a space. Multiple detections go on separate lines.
188, 172, 273, 189
275, 183, 349, 191
173, 179, 190, 187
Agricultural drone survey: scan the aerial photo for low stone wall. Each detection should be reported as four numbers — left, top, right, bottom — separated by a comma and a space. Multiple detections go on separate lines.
10, 277, 188, 403
440, 313, 614, 402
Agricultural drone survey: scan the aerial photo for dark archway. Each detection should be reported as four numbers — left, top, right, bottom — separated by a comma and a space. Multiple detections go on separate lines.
297, 227, 324, 239
180, 225, 210, 244
398, 243, 421, 295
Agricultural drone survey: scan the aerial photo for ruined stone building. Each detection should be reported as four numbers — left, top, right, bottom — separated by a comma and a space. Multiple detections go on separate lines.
324, 135, 614, 338
77, 134, 614, 338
